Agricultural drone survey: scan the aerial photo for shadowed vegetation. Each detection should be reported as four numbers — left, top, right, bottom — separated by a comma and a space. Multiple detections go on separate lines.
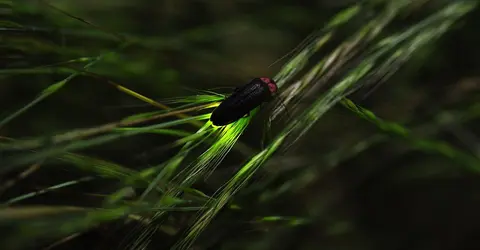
1, 0, 479, 249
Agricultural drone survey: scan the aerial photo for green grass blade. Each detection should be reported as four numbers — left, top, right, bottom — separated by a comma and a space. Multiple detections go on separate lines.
56, 153, 140, 183
0, 52, 113, 128
172, 1, 477, 249
1, 114, 211, 172
2, 176, 94, 205
341, 98, 480, 173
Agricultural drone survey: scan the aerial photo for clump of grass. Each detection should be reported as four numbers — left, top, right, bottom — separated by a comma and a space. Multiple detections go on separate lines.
0, 1, 478, 250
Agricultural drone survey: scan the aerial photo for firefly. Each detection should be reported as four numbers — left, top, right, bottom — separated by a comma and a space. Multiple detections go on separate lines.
209, 77, 278, 126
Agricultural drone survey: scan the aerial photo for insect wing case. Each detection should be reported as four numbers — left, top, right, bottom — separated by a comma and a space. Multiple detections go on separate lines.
210, 79, 271, 126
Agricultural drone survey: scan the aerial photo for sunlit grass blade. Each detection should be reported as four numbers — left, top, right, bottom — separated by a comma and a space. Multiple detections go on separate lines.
117, 122, 216, 249
173, 113, 255, 187
127, 115, 251, 249
172, 134, 285, 250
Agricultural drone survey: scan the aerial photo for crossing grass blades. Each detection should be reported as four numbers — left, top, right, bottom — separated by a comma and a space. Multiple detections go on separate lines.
0, 1, 478, 250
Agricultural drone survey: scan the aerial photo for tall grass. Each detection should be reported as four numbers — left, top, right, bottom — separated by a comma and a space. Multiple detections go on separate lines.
0, 0, 478, 249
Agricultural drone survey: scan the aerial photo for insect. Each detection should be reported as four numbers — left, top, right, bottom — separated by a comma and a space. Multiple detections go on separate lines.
209, 77, 278, 126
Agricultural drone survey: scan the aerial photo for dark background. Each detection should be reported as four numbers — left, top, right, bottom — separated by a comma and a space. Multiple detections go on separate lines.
1, 0, 480, 249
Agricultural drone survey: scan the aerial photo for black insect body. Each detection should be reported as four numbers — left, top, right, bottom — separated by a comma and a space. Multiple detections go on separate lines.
210, 77, 278, 126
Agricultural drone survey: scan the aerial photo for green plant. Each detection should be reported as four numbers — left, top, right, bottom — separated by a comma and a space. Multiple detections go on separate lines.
0, 1, 478, 249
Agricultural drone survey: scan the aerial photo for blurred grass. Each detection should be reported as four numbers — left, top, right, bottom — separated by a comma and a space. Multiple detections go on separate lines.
0, 0, 479, 250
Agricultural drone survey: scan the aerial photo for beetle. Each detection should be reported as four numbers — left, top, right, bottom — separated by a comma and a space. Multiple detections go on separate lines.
209, 77, 278, 126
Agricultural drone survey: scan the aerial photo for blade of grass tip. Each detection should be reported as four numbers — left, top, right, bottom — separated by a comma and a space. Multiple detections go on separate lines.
296, 2, 404, 102
288, 0, 475, 148
0, 51, 110, 129
2, 176, 94, 206
340, 98, 480, 173
273, 4, 362, 87
40, 0, 126, 43
270, 3, 396, 121
365, 14, 459, 91
1, 113, 212, 173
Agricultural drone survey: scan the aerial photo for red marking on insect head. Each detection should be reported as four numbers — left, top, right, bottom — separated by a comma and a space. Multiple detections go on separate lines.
260, 77, 277, 93
260, 77, 271, 84
268, 82, 277, 93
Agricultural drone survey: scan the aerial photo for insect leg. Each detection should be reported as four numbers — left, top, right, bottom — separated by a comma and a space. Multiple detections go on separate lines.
271, 95, 293, 122
280, 101, 292, 121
